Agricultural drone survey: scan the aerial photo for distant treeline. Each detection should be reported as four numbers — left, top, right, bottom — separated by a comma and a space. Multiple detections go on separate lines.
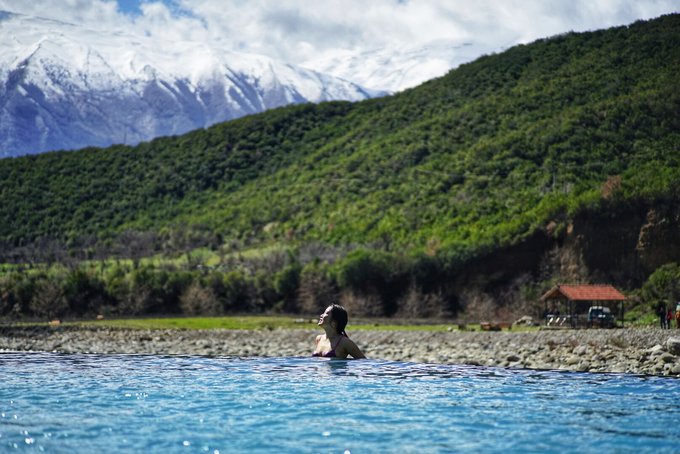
0, 248, 457, 320
2, 248, 679, 322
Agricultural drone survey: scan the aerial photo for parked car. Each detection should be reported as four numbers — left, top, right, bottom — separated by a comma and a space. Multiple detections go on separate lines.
587, 306, 615, 328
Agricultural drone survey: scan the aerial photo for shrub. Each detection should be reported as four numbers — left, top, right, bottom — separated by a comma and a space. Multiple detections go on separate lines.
121, 266, 158, 314
395, 284, 449, 319
252, 270, 277, 312
641, 262, 680, 309
217, 271, 251, 312
457, 289, 497, 323
29, 278, 68, 319
179, 282, 221, 315
408, 254, 445, 293
0, 272, 34, 317
63, 268, 106, 316
116, 284, 153, 316
333, 249, 401, 314
298, 264, 337, 315
274, 264, 302, 312
339, 289, 384, 317
334, 249, 390, 293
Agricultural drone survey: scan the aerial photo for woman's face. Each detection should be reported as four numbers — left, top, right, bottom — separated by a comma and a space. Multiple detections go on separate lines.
318, 306, 333, 327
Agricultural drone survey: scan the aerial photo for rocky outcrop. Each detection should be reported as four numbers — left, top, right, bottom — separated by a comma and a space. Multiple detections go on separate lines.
636, 205, 680, 274
457, 201, 680, 303
562, 201, 680, 286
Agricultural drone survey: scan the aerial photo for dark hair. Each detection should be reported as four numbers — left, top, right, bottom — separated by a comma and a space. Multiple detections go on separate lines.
328, 304, 348, 336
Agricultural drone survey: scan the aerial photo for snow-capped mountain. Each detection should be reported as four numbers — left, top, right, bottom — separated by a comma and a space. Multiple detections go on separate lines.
303, 40, 500, 93
0, 11, 382, 157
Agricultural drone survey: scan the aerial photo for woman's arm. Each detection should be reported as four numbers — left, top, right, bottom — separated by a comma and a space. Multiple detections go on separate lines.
344, 338, 366, 359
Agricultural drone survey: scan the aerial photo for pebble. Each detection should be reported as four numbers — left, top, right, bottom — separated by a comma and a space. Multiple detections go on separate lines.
573, 345, 588, 356
2, 326, 680, 376
666, 337, 680, 355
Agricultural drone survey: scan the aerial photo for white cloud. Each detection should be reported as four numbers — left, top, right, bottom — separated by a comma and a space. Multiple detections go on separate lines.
1, 0, 677, 64
0, 0, 125, 28
167, 0, 678, 63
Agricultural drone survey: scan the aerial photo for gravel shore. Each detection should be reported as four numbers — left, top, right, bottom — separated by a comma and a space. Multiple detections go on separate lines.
2, 325, 680, 376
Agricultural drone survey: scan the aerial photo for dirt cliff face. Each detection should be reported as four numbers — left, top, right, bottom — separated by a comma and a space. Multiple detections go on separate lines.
635, 205, 680, 274
565, 205, 647, 286
453, 201, 680, 302
451, 231, 552, 292
566, 201, 680, 286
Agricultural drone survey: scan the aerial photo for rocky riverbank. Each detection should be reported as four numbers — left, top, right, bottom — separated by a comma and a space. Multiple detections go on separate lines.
2, 325, 680, 376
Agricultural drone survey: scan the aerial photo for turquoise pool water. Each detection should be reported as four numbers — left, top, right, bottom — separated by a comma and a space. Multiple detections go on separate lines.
1, 352, 679, 453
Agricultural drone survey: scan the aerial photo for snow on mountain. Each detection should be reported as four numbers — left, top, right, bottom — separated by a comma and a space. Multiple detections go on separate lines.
0, 11, 383, 157
303, 40, 500, 93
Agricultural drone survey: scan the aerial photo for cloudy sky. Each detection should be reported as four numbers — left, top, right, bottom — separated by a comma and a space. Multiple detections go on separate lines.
1, 0, 677, 64
1, 0, 677, 91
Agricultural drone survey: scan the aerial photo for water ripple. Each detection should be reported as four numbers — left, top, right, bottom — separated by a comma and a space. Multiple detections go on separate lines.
1, 352, 679, 453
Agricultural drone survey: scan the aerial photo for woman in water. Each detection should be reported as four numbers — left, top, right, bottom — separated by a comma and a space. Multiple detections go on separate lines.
313, 304, 366, 359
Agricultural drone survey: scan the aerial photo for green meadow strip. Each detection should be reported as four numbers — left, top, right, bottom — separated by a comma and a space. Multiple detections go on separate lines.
6, 316, 542, 332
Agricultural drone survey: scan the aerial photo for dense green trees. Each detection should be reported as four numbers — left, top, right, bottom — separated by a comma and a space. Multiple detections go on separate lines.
1, 14, 679, 319
641, 263, 680, 311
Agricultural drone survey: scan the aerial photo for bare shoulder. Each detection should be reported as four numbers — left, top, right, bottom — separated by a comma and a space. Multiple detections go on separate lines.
341, 336, 366, 359
315, 334, 323, 344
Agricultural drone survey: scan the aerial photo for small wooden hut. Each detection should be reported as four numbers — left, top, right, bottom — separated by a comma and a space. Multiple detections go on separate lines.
540, 284, 626, 328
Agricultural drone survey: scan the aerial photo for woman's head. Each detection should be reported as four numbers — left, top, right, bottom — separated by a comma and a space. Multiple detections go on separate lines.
318, 304, 348, 335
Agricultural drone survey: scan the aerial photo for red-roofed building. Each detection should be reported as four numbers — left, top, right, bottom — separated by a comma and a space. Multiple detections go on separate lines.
540, 284, 626, 328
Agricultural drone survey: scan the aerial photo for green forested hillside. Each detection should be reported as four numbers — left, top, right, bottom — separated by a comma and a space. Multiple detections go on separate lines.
1, 15, 679, 319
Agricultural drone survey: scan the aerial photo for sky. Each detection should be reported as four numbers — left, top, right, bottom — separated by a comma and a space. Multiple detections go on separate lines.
1, 0, 678, 67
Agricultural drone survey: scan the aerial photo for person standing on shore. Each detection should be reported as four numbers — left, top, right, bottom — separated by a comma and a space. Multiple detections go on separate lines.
675, 302, 680, 329
667, 308, 674, 330
313, 304, 366, 359
657, 302, 667, 329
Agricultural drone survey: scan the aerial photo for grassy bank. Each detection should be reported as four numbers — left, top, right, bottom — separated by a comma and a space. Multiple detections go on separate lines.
6, 315, 480, 332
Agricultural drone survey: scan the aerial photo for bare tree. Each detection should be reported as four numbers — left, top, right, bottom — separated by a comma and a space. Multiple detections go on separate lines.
179, 283, 222, 315
29, 279, 68, 319
298, 269, 337, 315
395, 284, 449, 319
458, 288, 497, 324
340, 289, 383, 317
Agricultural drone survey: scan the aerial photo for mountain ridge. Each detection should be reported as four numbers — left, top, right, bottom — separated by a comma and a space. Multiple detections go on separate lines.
0, 10, 381, 157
